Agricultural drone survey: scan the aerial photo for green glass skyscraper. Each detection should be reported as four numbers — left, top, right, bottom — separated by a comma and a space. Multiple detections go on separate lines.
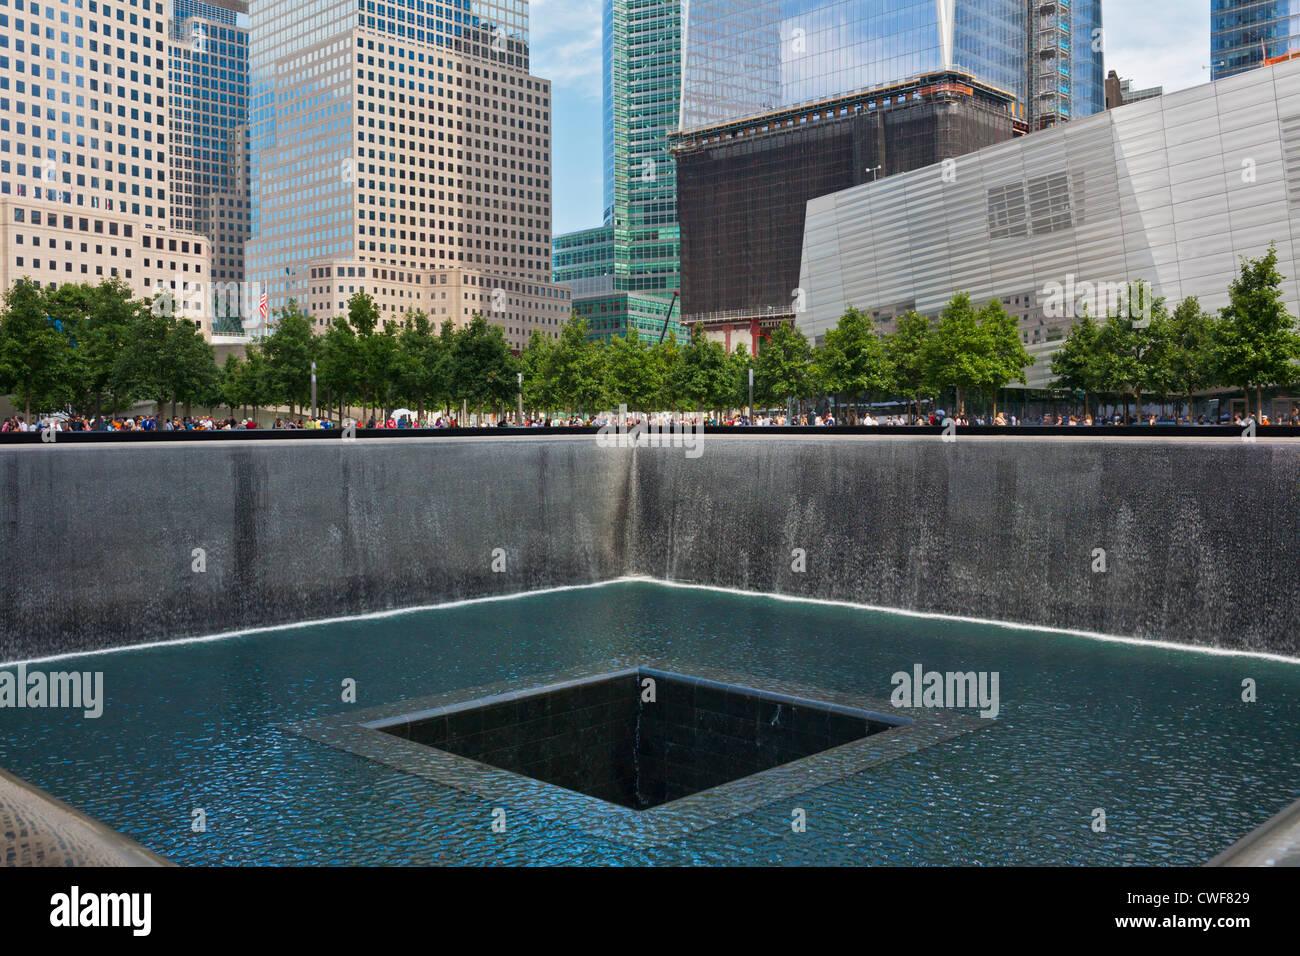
553, 0, 684, 343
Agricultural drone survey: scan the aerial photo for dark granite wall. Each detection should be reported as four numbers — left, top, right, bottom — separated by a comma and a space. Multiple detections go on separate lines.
0, 439, 631, 661
398, 674, 643, 808
631, 437, 1300, 657
3, 435, 1297, 660
643, 673, 887, 805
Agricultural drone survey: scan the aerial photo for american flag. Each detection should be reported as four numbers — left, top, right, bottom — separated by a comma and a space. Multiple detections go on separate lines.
259, 292, 268, 323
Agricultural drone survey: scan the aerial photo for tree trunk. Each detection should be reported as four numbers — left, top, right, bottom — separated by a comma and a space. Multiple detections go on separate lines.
1257, 386, 1264, 421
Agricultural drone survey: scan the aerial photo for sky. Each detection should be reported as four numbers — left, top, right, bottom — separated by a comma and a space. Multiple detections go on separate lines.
533, 1, 1215, 237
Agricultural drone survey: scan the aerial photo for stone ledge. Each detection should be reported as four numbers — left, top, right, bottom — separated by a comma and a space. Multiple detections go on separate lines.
0, 767, 170, 867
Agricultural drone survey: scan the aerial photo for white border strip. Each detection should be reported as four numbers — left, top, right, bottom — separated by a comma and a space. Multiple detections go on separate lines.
641, 578, 1300, 665
0, 579, 620, 668
4, 575, 1298, 667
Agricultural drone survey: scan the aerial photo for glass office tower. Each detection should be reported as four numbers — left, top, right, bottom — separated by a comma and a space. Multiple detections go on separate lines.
168, 0, 249, 237
168, 0, 250, 333
1212, 1, 1300, 79
605, 0, 681, 301
680, 0, 1104, 131
553, 0, 684, 344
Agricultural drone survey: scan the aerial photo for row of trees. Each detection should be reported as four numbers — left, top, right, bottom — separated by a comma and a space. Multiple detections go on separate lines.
249, 290, 1034, 422
1, 246, 1296, 423
0, 278, 216, 421
0, 276, 1036, 422
1052, 247, 1300, 419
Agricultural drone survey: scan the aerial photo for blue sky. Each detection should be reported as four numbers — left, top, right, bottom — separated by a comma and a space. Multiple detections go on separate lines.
534, 1, 1213, 236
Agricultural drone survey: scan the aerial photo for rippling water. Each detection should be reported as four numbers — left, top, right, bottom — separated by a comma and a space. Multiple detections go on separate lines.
2, 580, 1298, 865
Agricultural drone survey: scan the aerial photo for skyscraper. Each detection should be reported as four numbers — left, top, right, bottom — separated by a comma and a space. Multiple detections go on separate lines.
552, 0, 683, 344
679, 0, 1104, 134
1211, 1, 1300, 79
244, 0, 571, 348
672, 0, 1104, 347
167, 0, 250, 333
0, 0, 213, 331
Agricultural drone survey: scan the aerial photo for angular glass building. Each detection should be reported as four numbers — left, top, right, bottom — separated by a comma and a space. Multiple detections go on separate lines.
1212, 0, 1300, 79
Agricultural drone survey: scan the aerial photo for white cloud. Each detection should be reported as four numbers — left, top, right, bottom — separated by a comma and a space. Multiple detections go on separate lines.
1105, 0, 1211, 94
529, 0, 603, 97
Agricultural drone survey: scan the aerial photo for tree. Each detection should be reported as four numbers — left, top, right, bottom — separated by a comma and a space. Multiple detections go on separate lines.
260, 301, 317, 415
161, 316, 219, 418
925, 292, 984, 415
1051, 313, 1104, 419
1213, 244, 1300, 416
1094, 298, 1170, 423
0, 279, 73, 421
451, 314, 518, 420
395, 312, 445, 419
348, 291, 380, 337
884, 310, 934, 423
754, 322, 813, 410
218, 353, 245, 417
676, 323, 731, 417
975, 298, 1034, 416
433, 319, 460, 417
117, 293, 176, 418
43, 281, 103, 415
520, 328, 560, 417
236, 344, 274, 420
1165, 296, 1216, 420
650, 331, 685, 414
82, 279, 144, 414
318, 315, 362, 422
813, 305, 892, 423
552, 316, 606, 415
604, 332, 659, 413
725, 342, 754, 414
365, 322, 401, 420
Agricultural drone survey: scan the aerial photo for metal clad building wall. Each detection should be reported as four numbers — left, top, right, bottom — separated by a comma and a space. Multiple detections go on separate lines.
798, 59, 1300, 389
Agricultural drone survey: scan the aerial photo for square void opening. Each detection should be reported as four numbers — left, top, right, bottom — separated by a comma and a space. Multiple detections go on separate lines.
377, 668, 897, 811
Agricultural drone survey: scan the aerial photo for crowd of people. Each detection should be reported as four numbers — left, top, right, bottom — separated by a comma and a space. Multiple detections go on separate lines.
2, 414, 274, 432
4, 406, 1298, 433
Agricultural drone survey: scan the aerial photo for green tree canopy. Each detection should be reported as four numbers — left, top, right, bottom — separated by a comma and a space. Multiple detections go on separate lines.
0, 278, 73, 420
260, 300, 317, 414
754, 322, 813, 408
813, 305, 892, 422
884, 310, 935, 422
676, 323, 732, 414
1213, 244, 1300, 415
